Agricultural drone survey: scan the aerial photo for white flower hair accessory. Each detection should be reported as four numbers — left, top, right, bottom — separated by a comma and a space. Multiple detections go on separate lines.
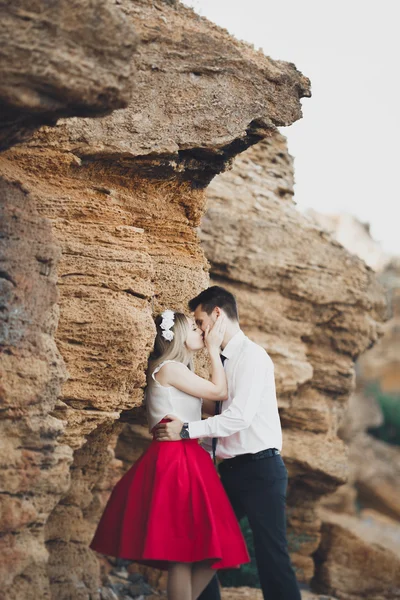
160, 310, 175, 342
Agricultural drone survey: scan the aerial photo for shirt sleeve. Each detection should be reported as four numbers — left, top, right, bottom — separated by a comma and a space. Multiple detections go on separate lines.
188, 348, 273, 439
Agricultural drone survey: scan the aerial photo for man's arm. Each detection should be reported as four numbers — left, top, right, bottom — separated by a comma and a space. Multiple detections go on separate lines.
189, 349, 273, 439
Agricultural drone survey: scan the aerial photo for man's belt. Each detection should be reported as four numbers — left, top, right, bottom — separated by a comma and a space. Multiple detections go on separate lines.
223, 447, 280, 465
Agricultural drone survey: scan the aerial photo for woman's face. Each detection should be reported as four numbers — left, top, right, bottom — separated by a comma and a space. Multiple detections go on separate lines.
185, 317, 204, 352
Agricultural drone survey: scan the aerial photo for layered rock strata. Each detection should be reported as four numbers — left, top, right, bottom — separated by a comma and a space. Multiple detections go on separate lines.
0, 179, 73, 600
306, 214, 400, 596
314, 218, 400, 510
0, 1, 311, 599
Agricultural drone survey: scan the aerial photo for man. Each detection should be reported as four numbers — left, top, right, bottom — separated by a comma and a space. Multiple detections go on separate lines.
155, 286, 301, 600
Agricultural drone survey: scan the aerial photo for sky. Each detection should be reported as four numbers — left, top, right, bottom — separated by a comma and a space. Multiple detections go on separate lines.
183, 0, 400, 255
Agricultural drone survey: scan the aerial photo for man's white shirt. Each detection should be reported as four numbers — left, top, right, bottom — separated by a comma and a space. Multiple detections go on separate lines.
188, 330, 283, 459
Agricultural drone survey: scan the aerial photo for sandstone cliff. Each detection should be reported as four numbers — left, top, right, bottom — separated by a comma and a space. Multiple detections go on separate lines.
0, 1, 312, 599
311, 215, 400, 523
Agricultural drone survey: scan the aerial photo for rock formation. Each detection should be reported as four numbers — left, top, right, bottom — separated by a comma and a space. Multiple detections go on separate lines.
312, 215, 400, 521
307, 211, 390, 272
200, 134, 387, 586
357, 258, 400, 393
0, 0, 138, 151
308, 214, 400, 597
27, 0, 310, 184
313, 510, 400, 600
0, 1, 312, 599
306, 212, 400, 394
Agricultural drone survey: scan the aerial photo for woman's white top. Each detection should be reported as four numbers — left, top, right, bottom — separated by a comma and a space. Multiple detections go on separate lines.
145, 360, 202, 432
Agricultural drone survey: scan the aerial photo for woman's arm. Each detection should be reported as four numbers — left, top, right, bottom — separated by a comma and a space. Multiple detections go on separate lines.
155, 314, 228, 401
155, 357, 227, 401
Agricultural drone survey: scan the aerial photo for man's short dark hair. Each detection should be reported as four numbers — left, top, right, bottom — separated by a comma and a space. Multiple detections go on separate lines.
188, 285, 239, 321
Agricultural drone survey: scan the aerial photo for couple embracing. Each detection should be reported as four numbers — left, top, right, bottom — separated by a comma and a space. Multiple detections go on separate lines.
90, 286, 301, 600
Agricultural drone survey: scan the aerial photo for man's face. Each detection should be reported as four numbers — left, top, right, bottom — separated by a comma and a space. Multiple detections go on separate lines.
193, 305, 217, 336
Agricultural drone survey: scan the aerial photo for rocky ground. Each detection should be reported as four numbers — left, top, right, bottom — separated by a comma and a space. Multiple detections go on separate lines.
97, 562, 337, 600
221, 590, 336, 600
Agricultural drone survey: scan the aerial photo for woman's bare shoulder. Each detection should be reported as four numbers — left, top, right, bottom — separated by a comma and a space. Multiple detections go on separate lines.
155, 361, 188, 384
159, 361, 187, 373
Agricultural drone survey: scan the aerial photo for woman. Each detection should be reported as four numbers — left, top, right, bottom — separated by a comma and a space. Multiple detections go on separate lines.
90, 310, 249, 600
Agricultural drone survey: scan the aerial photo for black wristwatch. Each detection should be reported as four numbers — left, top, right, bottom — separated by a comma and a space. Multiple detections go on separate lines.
180, 423, 190, 439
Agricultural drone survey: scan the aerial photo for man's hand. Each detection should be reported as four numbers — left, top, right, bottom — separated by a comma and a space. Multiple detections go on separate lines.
154, 415, 183, 441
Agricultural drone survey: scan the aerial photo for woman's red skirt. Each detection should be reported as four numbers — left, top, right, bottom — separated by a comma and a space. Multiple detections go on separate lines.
90, 435, 250, 570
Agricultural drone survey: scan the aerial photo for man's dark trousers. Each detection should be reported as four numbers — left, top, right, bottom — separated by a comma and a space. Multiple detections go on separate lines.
198, 453, 301, 600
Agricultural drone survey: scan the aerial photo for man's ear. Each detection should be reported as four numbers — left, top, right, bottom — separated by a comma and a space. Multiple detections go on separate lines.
214, 307, 221, 318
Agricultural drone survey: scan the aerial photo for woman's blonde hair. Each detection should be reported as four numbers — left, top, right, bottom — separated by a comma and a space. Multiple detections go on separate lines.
146, 312, 193, 386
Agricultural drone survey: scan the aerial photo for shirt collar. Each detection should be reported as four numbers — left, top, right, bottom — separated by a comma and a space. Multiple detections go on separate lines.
221, 330, 246, 360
